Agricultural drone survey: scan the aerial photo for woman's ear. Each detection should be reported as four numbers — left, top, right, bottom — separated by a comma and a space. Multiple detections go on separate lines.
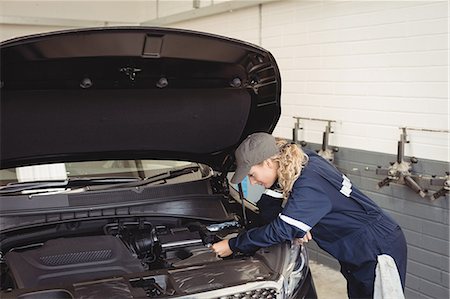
264, 159, 275, 169
265, 158, 280, 170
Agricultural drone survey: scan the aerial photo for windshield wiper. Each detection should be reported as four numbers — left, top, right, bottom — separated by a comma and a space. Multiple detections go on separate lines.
0, 177, 140, 195
0, 165, 201, 195
84, 166, 200, 191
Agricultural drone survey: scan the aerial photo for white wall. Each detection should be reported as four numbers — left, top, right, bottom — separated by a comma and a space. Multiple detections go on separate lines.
0, 1, 148, 22
0, 1, 149, 41
1, 0, 448, 162
170, 5, 261, 45
172, 0, 449, 162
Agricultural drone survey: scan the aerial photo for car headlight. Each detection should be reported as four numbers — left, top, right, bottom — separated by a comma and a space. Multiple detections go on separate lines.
175, 242, 308, 299
213, 243, 309, 299
284, 244, 309, 297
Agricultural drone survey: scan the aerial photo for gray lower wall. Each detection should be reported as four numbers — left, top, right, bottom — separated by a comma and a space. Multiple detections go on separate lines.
301, 144, 449, 299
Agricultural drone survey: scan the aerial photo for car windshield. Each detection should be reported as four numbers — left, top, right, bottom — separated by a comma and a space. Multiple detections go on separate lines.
0, 160, 199, 187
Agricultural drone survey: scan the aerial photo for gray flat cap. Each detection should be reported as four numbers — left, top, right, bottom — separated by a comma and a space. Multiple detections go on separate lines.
230, 132, 279, 184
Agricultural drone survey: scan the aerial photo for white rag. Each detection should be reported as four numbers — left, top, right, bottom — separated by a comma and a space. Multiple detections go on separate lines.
374, 254, 405, 299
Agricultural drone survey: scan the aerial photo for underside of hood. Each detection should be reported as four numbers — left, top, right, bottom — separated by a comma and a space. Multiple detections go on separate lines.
0, 27, 281, 172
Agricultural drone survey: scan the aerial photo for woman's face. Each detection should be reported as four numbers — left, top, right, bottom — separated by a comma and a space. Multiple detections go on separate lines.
248, 159, 278, 188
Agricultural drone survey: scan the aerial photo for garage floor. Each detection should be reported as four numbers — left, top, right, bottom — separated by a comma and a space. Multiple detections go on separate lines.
309, 260, 348, 298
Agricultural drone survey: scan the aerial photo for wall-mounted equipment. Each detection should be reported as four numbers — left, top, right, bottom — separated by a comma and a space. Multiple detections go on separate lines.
293, 117, 339, 162
429, 173, 449, 200
377, 127, 426, 197
377, 127, 449, 200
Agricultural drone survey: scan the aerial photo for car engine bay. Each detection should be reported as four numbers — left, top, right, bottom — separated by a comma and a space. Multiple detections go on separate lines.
0, 217, 280, 298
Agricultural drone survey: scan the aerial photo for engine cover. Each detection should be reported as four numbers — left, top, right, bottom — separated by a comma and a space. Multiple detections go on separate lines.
5, 235, 144, 289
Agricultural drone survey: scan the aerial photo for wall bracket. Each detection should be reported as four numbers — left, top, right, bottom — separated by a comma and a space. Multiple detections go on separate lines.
293, 117, 339, 162
377, 127, 449, 200
429, 173, 449, 200
377, 127, 426, 197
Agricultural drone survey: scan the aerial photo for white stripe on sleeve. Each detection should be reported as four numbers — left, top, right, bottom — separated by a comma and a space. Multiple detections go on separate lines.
340, 174, 352, 197
264, 189, 284, 198
279, 214, 311, 232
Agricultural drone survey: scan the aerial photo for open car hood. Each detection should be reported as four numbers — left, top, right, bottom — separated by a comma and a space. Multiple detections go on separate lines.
0, 27, 281, 172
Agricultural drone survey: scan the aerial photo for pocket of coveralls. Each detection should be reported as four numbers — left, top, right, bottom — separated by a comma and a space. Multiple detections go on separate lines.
332, 228, 379, 266
368, 216, 401, 251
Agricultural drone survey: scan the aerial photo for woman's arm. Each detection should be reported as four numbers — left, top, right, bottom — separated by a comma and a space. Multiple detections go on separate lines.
211, 231, 312, 258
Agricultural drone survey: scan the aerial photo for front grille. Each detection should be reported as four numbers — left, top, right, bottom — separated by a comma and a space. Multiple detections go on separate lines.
216, 288, 278, 299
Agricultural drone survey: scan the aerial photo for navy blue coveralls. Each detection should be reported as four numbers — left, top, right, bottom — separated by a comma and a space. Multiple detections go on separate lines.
229, 150, 407, 298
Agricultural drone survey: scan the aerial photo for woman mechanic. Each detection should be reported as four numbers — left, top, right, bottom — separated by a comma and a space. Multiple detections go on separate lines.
211, 132, 407, 298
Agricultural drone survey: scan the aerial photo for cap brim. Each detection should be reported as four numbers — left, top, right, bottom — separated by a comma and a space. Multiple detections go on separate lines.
230, 164, 251, 184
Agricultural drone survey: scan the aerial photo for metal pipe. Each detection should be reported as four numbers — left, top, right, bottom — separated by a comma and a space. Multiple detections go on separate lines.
238, 183, 248, 226
403, 127, 450, 133
293, 116, 336, 123
292, 118, 301, 144
404, 176, 427, 198
397, 141, 404, 164
322, 131, 328, 151
397, 128, 408, 164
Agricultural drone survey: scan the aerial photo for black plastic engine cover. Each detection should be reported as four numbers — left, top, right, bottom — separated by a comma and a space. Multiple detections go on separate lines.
5, 235, 144, 289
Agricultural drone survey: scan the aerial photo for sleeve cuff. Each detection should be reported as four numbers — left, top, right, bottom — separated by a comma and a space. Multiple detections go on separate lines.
228, 237, 238, 252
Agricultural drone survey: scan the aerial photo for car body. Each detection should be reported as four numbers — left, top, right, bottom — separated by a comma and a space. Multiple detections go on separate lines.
0, 27, 316, 299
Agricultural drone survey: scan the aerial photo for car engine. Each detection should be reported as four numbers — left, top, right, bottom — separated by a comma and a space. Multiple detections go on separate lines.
1, 219, 243, 295
4, 235, 145, 289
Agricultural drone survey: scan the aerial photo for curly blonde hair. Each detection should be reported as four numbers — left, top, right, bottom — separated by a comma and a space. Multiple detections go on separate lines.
272, 139, 308, 199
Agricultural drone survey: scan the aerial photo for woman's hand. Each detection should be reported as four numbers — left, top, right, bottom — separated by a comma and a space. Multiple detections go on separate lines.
294, 231, 312, 246
211, 239, 233, 258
